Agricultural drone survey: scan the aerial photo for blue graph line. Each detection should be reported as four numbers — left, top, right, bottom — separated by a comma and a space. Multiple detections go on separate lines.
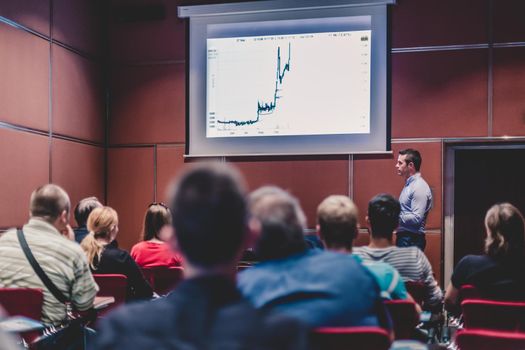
217, 43, 291, 127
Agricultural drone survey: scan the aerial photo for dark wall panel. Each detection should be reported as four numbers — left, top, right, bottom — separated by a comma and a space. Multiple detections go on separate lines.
156, 145, 186, 203
107, 147, 155, 250
229, 157, 349, 228
392, 50, 488, 138
110, 63, 185, 144
52, 44, 105, 142
0, 0, 50, 36
0, 129, 49, 228
0, 22, 49, 131
354, 142, 442, 230
51, 139, 105, 226
392, 0, 488, 48
493, 47, 525, 136
493, 0, 525, 43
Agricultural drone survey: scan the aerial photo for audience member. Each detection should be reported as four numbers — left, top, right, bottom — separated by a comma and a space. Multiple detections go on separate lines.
73, 196, 102, 243
353, 194, 442, 311
317, 195, 409, 301
130, 203, 183, 268
445, 203, 525, 312
93, 163, 306, 350
0, 184, 98, 325
81, 206, 153, 301
238, 186, 385, 328
396, 148, 432, 251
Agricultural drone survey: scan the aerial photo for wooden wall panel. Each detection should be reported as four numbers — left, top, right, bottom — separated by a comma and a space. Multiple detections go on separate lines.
493, 47, 525, 136
0, 23, 49, 131
392, 50, 488, 138
109, 63, 185, 144
0, 129, 49, 228
425, 232, 442, 286
354, 142, 442, 230
107, 147, 155, 250
229, 157, 349, 228
0, 0, 50, 36
52, 44, 105, 142
109, 0, 185, 62
392, 0, 488, 48
493, 0, 525, 43
51, 139, 105, 226
156, 146, 186, 203
52, 0, 103, 55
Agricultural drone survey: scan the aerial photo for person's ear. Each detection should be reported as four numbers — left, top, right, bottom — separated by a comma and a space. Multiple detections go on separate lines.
60, 210, 69, 225
315, 224, 321, 238
245, 218, 261, 249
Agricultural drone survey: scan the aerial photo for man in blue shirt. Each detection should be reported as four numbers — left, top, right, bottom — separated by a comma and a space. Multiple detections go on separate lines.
395, 148, 432, 251
238, 186, 386, 329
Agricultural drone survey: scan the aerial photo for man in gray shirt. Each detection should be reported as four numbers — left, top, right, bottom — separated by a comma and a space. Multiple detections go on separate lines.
395, 148, 432, 251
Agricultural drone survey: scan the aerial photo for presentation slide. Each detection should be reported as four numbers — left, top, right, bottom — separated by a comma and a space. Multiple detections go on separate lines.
206, 30, 371, 138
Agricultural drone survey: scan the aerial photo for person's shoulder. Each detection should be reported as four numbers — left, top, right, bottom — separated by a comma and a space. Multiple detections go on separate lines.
457, 254, 490, 268
130, 241, 147, 254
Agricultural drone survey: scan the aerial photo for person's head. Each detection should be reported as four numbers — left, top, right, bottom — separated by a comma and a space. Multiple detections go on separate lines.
29, 184, 71, 231
396, 148, 422, 178
249, 186, 307, 261
316, 195, 359, 251
484, 203, 525, 263
170, 162, 247, 269
367, 194, 401, 241
142, 203, 173, 242
74, 197, 102, 228
81, 206, 119, 269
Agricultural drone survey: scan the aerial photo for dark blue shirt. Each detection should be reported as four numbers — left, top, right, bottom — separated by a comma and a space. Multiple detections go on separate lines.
238, 249, 383, 328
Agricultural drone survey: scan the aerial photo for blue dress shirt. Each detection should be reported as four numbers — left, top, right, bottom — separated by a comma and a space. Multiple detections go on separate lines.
398, 173, 432, 235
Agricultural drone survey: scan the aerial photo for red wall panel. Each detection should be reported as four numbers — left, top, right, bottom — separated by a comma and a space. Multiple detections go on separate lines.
493, 0, 525, 43
52, 0, 103, 55
392, 0, 488, 48
109, 0, 185, 62
392, 50, 488, 138
493, 47, 525, 136
0, 23, 49, 131
107, 147, 155, 250
229, 157, 349, 228
52, 44, 105, 142
0, 129, 49, 228
353, 142, 442, 230
156, 145, 186, 203
51, 139, 105, 226
110, 63, 185, 144
0, 0, 50, 36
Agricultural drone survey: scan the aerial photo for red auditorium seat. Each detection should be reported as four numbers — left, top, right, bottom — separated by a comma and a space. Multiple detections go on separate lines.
141, 266, 184, 295
459, 284, 481, 301
405, 281, 425, 306
384, 299, 420, 339
455, 329, 525, 350
310, 327, 391, 350
93, 274, 127, 314
462, 299, 525, 332
0, 288, 43, 320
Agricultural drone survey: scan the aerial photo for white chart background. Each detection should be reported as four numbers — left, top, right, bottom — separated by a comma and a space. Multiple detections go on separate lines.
206, 30, 371, 138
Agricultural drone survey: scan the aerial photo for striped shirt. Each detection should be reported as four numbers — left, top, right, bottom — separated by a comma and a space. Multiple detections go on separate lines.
353, 245, 442, 308
0, 218, 98, 325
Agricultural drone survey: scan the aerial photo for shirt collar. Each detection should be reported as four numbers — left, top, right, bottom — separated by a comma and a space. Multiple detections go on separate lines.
405, 172, 421, 186
25, 217, 62, 237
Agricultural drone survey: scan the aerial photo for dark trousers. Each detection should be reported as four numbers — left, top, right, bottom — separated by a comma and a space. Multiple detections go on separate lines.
396, 231, 426, 251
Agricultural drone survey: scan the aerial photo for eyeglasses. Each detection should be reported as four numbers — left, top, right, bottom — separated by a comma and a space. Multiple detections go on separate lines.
148, 202, 169, 210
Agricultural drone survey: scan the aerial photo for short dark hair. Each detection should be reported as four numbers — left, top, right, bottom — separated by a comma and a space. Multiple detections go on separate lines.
74, 197, 102, 227
249, 186, 307, 261
399, 148, 422, 171
30, 184, 71, 223
317, 195, 359, 250
170, 163, 247, 267
368, 194, 400, 240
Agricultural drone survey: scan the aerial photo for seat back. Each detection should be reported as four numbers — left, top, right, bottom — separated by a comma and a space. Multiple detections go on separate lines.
460, 284, 481, 301
93, 274, 127, 314
0, 288, 43, 320
405, 281, 425, 306
384, 300, 419, 339
455, 329, 525, 350
310, 327, 391, 350
462, 299, 525, 332
142, 267, 184, 295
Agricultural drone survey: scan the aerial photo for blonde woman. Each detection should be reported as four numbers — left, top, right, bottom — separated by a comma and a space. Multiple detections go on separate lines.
131, 203, 183, 268
81, 206, 152, 301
